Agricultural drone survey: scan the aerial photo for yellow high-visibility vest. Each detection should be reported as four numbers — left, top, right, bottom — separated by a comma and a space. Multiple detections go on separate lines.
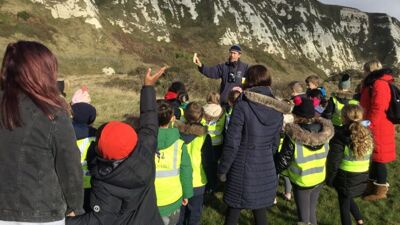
77, 137, 96, 189
187, 135, 208, 188
331, 97, 359, 126
288, 141, 329, 187
206, 114, 226, 146
339, 145, 371, 173
155, 140, 184, 207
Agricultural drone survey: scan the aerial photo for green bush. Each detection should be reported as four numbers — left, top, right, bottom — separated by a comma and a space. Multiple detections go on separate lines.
17, 11, 31, 21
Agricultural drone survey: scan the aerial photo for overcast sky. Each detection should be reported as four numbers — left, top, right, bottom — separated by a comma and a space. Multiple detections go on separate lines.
318, 0, 400, 21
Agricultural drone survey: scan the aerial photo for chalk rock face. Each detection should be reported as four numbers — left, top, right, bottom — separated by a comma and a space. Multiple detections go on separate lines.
30, 0, 400, 74
102, 67, 115, 75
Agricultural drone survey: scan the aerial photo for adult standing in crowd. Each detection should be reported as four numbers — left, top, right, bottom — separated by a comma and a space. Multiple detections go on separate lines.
218, 65, 291, 225
360, 64, 396, 201
193, 45, 249, 106
0, 41, 84, 224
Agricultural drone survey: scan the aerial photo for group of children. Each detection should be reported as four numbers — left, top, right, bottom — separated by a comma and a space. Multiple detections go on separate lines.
65, 64, 388, 225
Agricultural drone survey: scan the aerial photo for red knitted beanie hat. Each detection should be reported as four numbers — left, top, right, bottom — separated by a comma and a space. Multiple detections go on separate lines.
98, 121, 138, 160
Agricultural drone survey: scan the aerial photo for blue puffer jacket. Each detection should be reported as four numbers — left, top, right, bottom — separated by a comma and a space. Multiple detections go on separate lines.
218, 86, 291, 209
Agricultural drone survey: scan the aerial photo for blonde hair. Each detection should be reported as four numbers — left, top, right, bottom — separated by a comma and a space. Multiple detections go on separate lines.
288, 81, 304, 94
206, 91, 220, 104
363, 60, 382, 73
341, 105, 373, 160
305, 75, 320, 87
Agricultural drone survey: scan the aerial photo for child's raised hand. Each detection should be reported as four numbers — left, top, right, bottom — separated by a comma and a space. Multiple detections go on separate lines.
144, 66, 168, 86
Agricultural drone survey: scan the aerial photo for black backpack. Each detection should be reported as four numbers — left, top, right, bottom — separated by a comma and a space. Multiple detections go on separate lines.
386, 82, 400, 124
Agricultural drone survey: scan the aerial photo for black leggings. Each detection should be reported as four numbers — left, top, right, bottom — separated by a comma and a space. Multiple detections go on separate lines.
337, 192, 363, 225
293, 184, 322, 225
369, 161, 387, 184
224, 207, 267, 225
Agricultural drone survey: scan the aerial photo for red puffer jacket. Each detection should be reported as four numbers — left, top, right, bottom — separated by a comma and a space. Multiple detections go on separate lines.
360, 69, 396, 163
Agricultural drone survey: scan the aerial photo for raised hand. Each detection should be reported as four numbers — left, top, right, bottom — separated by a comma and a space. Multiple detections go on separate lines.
144, 66, 167, 86
193, 53, 202, 67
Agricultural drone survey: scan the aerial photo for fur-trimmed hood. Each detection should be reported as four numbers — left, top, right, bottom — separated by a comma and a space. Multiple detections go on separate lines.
333, 90, 356, 100
174, 120, 208, 143
174, 120, 208, 136
364, 68, 394, 86
244, 90, 292, 114
285, 117, 334, 148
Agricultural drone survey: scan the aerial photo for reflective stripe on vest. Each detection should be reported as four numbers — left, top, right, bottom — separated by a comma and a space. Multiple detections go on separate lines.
207, 113, 226, 146
77, 137, 96, 189
225, 108, 233, 131
332, 97, 359, 126
187, 135, 208, 188
288, 142, 329, 187
179, 107, 185, 122
339, 145, 371, 173
155, 140, 184, 206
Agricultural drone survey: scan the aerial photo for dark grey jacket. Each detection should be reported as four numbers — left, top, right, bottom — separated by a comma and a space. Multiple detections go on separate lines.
0, 92, 84, 222
67, 86, 163, 225
199, 60, 248, 104
218, 86, 289, 209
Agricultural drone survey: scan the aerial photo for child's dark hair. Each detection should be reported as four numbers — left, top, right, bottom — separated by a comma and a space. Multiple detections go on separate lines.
168, 81, 186, 93
157, 100, 174, 127
206, 91, 220, 104
184, 102, 204, 124
243, 65, 271, 89
228, 89, 241, 106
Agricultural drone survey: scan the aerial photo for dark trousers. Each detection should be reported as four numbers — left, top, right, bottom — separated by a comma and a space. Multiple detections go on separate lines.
224, 207, 268, 225
83, 188, 91, 212
293, 184, 323, 225
337, 192, 362, 225
369, 161, 388, 184
177, 187, 205, 225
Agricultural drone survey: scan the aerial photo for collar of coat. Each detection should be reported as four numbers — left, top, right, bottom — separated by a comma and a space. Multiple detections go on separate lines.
243, 90, 293, 114
333, 90, 355, 99
284, 117, 334, 146
174, 120, 208, 136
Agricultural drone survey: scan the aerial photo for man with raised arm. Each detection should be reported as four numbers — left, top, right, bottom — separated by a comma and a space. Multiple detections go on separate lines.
193, 45, 249, 106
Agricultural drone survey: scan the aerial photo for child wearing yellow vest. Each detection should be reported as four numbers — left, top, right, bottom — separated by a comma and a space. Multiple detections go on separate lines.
175, 102, 214, 225
322, 74, 359, 127
203, 91, 226, 161
326, 104, 373, 225
155, 100, 193, 225
275, 97, 334, 225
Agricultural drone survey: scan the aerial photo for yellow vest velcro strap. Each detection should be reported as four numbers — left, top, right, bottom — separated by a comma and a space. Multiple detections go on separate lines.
294, 143, 329, 163
290, 166, 324, 176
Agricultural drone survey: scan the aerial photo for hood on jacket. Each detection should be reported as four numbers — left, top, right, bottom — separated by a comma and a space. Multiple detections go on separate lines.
364, 68, 394, 87
157, 127, 181, 150
285, 117, 334, 150
243, 87, 292, 125
175, 120, 208, 143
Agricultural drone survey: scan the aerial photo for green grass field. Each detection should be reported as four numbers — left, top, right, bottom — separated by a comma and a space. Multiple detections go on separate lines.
65, 74, 400, 225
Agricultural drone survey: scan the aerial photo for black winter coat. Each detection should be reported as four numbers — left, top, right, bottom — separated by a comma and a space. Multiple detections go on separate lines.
218, 86, 291, 209
0, 92, 84, 222
67, 86, 163, 225
326, 126, 369, 197
322, 91, 357, 121
199, 60, 248, 104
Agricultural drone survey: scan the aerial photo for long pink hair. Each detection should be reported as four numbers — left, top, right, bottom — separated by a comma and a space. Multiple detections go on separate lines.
0, 41, 68, 129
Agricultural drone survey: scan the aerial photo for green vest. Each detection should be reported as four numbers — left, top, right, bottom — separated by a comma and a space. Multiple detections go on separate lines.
187, 135, 208, 188
288, 141, 329, 187
206, 114, 226, 146
77, 137, 96, 189
155, 140, 184, 207
339, 145, 371, 173
331, 97, 359, 126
